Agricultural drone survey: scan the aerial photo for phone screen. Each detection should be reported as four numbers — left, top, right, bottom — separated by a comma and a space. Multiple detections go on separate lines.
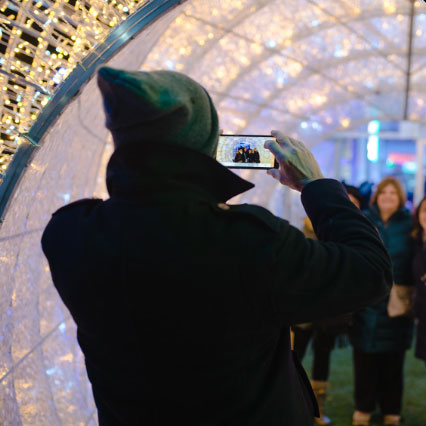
216, 134, 277, 169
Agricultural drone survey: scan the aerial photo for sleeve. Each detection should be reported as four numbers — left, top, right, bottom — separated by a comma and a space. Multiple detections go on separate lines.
267, 179, 393, 325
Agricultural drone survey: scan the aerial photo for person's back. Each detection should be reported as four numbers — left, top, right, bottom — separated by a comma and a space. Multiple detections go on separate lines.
42, 67, 392, 426
43, 144, 319, 425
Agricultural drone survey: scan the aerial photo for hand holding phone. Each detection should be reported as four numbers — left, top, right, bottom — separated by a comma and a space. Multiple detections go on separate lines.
264, 130, 324, 192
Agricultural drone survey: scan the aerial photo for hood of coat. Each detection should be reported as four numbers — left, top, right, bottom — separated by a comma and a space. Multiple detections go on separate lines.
105, 142, 254, 203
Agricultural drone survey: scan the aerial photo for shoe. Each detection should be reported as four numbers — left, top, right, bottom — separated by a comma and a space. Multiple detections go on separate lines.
315, 415, 332, 425
383, 414, 401, 425
311, 380, 332, 425
352, 410, 371, 426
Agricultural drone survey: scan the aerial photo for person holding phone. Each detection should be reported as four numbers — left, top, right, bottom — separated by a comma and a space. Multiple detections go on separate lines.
41, 67, 392, 426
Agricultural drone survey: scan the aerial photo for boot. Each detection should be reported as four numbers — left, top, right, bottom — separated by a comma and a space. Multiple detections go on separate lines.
311, 380, 331, 425
352, 410, 371, 426
383, 414, 401, 425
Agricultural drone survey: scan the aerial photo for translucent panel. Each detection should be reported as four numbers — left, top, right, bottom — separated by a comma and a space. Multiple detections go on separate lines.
240, 111, 296, 135
284, 25, 372, 66
233, 0, 331, 47
141, 0, 426, 140
407, 92, 426, 121
413, 12, 426, 50
183, 0, 265, 25
326, 56, 405, 94
142, 14, 226, 73
411, 13, 426, 73
190, 33, 265, 91
363, 91, 405, 119
359, 15, 410, 51
227, 55, 303, 104
269, 74, 348, 116
218, 96, 260, 114
411, 53, 426, 75
308, 98, 388, 137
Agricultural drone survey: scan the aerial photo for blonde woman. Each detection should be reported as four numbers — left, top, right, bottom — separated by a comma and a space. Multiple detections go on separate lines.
350, 177, 414, 426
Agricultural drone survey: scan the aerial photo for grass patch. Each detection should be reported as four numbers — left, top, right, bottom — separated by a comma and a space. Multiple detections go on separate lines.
301, 343, 426, 425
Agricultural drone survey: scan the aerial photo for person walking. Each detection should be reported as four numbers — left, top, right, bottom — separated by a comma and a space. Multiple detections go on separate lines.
350, 176, 414, 426
292, 184, 363, 425
412, 196, 426, 365
41, 66, 392, 426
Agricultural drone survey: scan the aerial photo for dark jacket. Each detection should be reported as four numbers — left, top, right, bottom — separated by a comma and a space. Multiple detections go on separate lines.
351, 204, 414, 353
252, 151, 260, 163
41, 143, 392, 426
412, 240, 426, 361
233, 151, 243, 163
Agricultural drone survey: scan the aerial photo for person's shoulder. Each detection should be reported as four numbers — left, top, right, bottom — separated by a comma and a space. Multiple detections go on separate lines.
42, 198, 103, 252
215, 203, 285, 233
51, 198, 103, 218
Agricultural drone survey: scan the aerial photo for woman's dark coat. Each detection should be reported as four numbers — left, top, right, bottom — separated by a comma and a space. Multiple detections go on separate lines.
41, 144, 392, 426
412, 240, 426, 361
351, 204, 414, 353
233, 151, 243, 163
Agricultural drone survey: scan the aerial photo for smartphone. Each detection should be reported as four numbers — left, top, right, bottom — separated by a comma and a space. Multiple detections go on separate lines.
216, 134, 278, 169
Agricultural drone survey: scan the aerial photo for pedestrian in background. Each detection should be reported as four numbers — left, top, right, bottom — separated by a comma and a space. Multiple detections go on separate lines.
412, 196, 426, 365
350, 176, 414, 426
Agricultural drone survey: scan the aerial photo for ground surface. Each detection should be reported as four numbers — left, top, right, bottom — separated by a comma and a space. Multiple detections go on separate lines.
302, 341, 426, 426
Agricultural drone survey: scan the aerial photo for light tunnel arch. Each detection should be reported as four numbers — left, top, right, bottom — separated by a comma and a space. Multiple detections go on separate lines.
1, 0, 426, 424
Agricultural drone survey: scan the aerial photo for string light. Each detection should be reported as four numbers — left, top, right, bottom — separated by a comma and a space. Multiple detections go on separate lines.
0, 0, 144, 179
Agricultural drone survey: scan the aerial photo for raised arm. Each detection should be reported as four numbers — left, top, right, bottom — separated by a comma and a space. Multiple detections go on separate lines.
264, 132, 392, 324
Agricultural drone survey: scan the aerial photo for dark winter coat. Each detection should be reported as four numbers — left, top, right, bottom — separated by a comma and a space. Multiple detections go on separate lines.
233, 151, 243, 163
252, 151, 260, 163
412, 240, 426, 361
351, 204, 414, 353
41, 143, 392, 426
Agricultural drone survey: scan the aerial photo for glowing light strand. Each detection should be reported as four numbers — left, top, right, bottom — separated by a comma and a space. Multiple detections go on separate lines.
0, 0, 144, 179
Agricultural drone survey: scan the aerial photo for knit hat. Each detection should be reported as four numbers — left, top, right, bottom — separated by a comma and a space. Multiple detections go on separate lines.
97, 66, 219, 157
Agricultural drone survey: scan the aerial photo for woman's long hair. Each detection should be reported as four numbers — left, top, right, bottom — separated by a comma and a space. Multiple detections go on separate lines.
412, 196, 426, 241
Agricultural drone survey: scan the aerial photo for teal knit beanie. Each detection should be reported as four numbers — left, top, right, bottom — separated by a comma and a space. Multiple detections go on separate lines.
97, 66, 219, 158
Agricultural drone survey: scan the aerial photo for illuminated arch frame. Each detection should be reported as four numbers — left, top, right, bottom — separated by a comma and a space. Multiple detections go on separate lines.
0, 0, 186, 222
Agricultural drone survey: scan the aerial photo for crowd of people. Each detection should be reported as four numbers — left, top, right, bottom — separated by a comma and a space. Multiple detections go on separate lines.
233, 146, 260, 163
294, 176, 426, 426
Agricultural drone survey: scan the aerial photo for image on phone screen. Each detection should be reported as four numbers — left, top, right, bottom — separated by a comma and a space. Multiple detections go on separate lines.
216, 135, 277, 169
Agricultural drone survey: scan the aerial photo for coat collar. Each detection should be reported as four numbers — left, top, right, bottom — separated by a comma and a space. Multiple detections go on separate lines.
106, 143, 254, 203
368, 203, 411, 223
